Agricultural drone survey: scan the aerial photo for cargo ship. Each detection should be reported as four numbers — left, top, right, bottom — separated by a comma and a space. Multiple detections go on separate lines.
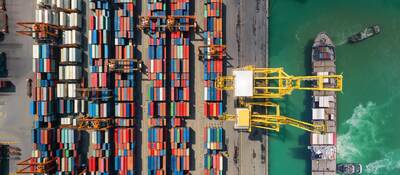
309, 32, 338, 175
348, 25, 381, 43
337, 163, 362, 174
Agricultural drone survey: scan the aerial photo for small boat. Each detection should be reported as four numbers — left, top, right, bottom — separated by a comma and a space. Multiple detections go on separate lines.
337, 163, 362, 175
312, 32, 335, 61
348, 25, 381, 43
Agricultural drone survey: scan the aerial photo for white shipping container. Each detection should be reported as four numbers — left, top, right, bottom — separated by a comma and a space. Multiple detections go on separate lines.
101, 103, 107, 117
56, 0, 64, 9
31, 150, 39, 158
91, 131, 96, 144
61, 48, 68, 62
42, 87, 48, 100
57, 83, 65, 97
32, 59, 36, 72
59, 11, 67, 26
150, 60, 155, 73
35, 10, 43, 23
61, 48, 81, 62
32, 45, 39, 59
59, 67, 64, 80
51, 0, 57, 7
61, 157, 66, 171
74, 99, 80, 113
59, 65, 82, 80
68, 13, 82, 28
71, 0, 82, 11
44, 9, 50, 24
67, 83, 77, 97
311, 133, 335, 145
35, 9, 53, 24
317, 72, 330, 83
204, 87, 209, 101
91, 45, 99, 58
104, 130, 109, 143
61, 117, 72, 125
63, 30, 81, 45
73, 118, 77, 126
219, 154, 224, 170
312, 108, 325, 120
69, 48, 82, 62
89, 2, 95, 10
88, 30, 93, 44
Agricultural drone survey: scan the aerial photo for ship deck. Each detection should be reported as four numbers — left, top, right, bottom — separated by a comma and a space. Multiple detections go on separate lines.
311, 54, 337, 175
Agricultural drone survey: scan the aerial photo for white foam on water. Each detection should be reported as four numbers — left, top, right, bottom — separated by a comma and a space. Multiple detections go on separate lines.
336, 40, 347, 46
337, 102, 378, 162
365, 151, 400, 175
338, 100, 400, 174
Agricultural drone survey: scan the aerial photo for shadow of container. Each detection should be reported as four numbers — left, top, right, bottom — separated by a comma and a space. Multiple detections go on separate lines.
0, 81, 15, 93
0, 145, 10, 175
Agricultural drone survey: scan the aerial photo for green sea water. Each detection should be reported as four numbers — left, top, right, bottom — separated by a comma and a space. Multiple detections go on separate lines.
269, 0, 400, 175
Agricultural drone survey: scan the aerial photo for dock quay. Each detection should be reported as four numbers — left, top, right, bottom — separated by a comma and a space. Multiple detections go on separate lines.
309, 32, 338, 175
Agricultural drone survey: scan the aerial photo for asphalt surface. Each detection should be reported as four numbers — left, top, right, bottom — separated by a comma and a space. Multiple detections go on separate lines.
0, 0, 35, 174
223, 0, 269, 175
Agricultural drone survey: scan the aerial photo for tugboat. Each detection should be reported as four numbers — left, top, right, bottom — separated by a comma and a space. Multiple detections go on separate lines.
348, 25, 381, 43
312, 32, 335, 61
337, 163, 362, 175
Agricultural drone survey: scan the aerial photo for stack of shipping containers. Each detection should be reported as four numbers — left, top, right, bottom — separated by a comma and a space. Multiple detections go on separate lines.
56, 0, 84, 173
203, 1, 225, 174
169, 0, 191, 174
88, 0, 112, 173
203, 126, 224, 175
147, 0, 167, 174
112, 0, 137, 174
203, 0, 224, 118
30, 0, 59, 173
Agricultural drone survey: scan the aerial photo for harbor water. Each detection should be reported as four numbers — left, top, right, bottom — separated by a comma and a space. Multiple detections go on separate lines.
269, 0, 400, 175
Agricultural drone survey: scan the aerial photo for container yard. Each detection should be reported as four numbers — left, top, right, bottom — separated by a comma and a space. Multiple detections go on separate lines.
1, 0, 271, 174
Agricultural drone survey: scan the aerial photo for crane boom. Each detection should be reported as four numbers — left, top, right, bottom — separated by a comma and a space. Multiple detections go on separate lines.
219, 102, 325, 133
215, 66, 342, 98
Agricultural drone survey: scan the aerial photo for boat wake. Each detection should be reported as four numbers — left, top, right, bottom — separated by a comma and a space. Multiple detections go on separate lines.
365, 151, 400, 175
338, 101, 400, 174
335, 40, 348, 46
337, 102, 378, 162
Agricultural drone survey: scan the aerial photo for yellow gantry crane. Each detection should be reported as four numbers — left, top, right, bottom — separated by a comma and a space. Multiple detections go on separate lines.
219, 102, 326, 133
215, 65, 342, 133
215, 65, 342, 99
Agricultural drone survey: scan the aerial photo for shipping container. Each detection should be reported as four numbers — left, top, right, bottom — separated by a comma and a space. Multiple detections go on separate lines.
170, 102, 189, 117
204, 152, 224, 170
148, 101, 167, 117
61, 47, 82, 63
204, 102, 223, 118
204, 127, 224, 150
311, 132, 336, 145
